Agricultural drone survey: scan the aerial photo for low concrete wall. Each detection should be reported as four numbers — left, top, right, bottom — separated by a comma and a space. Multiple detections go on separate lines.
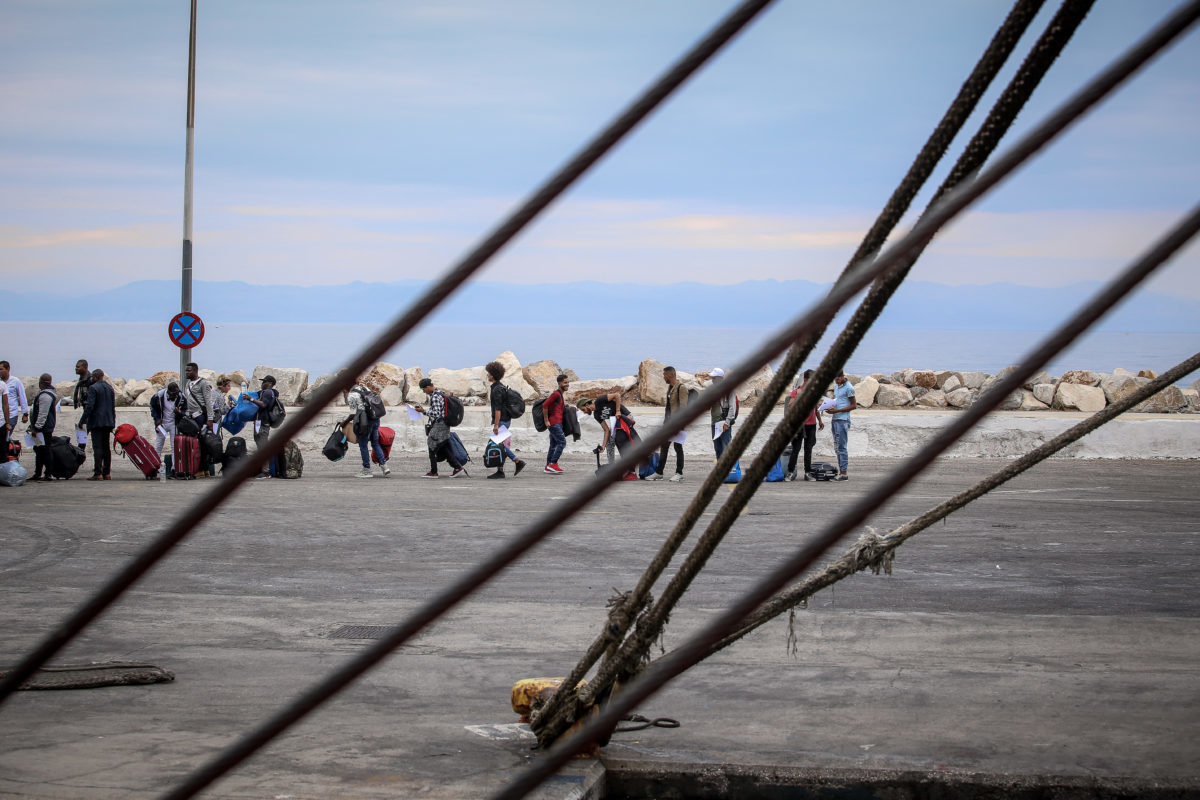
66, 406, 1200, 461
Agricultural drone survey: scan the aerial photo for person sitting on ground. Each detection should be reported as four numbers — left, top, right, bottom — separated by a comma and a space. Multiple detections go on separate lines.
484, 361, 526, 479
413, 377, 467, 478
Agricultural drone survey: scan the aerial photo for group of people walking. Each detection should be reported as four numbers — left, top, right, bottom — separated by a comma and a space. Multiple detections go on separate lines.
3, 356, 855, 485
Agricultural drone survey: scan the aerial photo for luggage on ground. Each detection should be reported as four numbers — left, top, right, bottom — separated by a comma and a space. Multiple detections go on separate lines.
272, 440, 303, 479
0, 461, 28, 487
763, 457, 786, 483
638, 452, 660, 479
176, 415, 201, 437
118, 430, 163, 479
114, 423, 139, 445
7, 439, 21, 462
483, 440, 503, 469
173, 434, 200, 479
372, 426, 395, 464
323, 427, 348, 462
201, 432, 224, 466
223, 437, 249, 473
48, 435, 86, 479
724, 460, 742, 484
446, 432, 470, 466
221, 413, 246, 436
809, 462, 838, 481
445, 394, 465, 427
531, 398, 547, 432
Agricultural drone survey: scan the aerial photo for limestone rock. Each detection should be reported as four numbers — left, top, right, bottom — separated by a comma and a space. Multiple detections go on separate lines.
637, 358, 669, 405
732, 365, 774, 402
872, 373, 893, 384
361, 362, 406, 394
1019, 390, 1049, 411
565, 377, 638, 404
891, 369, 913, 386
461, 395, 487, 406
845, 374, 863, 386
1060, 369, 1100, 386
1032, 383, 1057, 406
125, 379, 153, 399
403, 367, 424, 402
1183, 388, 1200, 413
222, 369, 248, 388
946, 387, 973, 408
854, 376, 879, 408
563, 368, 580, 382
996, 389, 1023, 411
54, 381, 77, 404
909, 386, 930, 400
197, 369, 219, 385
1137, 369, 1158, 380
914, 390, 947, 408
252, 366, 308, 405
910, 370, 938, 389
1190, 378, 1200, 394
942, 374, 962, 393
147, 371, 179, 388
380, 385, 404, 406
1099, 375, 1141, 406
490, 352, 537, 402
133, 387, 157, 407
934, 370, 960, 388
874, 384, 913, 407
429, 367, 487, 398
1052, 383, 1106, 412
298, 373, 347, 407
1132, 385, 1187, 413
1025, 370, 1053, 390
1112, 367, 1135, 377
960, 371, 989, 389
522, 360, 564, 395
21, 376, 39, 401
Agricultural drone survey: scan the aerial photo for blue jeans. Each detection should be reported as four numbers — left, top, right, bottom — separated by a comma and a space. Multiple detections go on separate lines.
831, 418, 850, 473
547, 424, 566, 465
713, 424, 732, 458
359, 418, 385, 467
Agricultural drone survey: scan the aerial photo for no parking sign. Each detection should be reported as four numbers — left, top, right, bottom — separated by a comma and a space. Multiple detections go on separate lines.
168, 312, 205, 349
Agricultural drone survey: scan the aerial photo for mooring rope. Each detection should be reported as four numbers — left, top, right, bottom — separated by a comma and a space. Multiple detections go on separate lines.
493, 191, 1200, 800
695, 351, 1200, 657
531, 0, 1048, 739
534, 0, 1098, 748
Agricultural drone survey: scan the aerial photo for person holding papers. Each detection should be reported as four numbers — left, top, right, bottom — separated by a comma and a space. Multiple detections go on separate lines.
485, 361, 526, 480
648, 365, 687, 482
696, 368, 738, 459
150, 382, 183, 479
28, 374, 58, 482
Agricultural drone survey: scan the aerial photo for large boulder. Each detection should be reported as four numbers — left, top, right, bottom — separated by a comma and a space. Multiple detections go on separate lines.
403, 367, 424, 402
297, 373, 347, 407
1019, 390, 1049, 411
1191, 378, 1200, 393
1112, 367, 1135, 377
995, 389, 1023, 410
252, 366, 308, 405
854, 376, 880, 408
909, 370, 938, 389
54, 381, 77, 405
960, 371, 989, 390
565, 377, 638, 404
1099, 374, 1141, 406
914, 390, 947, 408
1132, 385, 1187, 413
874, 384, 913, 407
1060, 369, 1100, 386
941, 374, 963, 393
1052, 383, 1106, 412
1032, 383, 1057, 406
20, 376, 40, 402
934, 370, 960, 388
428, 367, 487, 398
522, 360, 565, 395
733, 365, 775, 402
360, 362, 406, 394
380, 385, 405, 406
1183, 389, 1200, 413
147, 370, 179, 389
637, 358, 669, 405
125, 379, 153, 400
891, 369, 913, 386
491, 352, 537, 401
1025, 370, 1053, 390
946, 387, 973, 408
1137, 369, 1158, 380
219, 369, 248, 389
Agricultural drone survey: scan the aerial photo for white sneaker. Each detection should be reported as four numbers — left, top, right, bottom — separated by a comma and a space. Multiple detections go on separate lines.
357, 467, 373, 478
668, 473, 683, 482
648, 473, 664, 481
381, 463, 391, 477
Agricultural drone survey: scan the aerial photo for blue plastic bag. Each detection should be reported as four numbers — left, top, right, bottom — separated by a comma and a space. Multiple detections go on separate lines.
638, 452, 660, 479
724, 460, 741, 483
764, 458, 786, 482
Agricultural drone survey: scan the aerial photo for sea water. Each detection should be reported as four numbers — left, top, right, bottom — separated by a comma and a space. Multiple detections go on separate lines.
1, 321, 1195, 385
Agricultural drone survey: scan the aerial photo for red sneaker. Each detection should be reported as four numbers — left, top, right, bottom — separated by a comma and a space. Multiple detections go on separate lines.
421, 471, 439, 479
620, 472, 639, 481
550, 463, 565, 473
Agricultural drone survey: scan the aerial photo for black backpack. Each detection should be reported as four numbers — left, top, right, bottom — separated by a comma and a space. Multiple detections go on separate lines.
362, 388, 386, 420
531, 398, 547, 432
483, 440, 504, 469
266, 396, 287, 427
809, 462, 839, 481
444, 393, 464, 427
499, 383, 525, 418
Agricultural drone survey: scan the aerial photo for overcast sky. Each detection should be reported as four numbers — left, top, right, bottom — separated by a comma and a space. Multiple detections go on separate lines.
2, 1, 1198, 298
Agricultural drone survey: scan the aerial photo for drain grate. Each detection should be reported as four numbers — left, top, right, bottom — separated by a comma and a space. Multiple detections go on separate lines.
329, 624, 391, 640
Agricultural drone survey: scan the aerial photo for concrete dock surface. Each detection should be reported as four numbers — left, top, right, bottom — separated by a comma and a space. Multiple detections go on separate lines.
2, 452, 1198, 798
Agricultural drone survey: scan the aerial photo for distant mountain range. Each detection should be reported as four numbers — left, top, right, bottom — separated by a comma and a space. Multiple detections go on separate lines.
2, 279, 1196, 331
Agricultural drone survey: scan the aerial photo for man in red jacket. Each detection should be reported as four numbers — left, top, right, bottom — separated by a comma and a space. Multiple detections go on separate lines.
542, 374, 569, 474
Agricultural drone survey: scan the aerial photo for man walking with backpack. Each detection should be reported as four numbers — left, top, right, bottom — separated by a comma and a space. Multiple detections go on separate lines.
697, 368, 738, 459
649, 365, 686, 482
344, 382, 389, 478
485, 361, 526, 479
414, 378, 467, 478
542, 374, 569, 474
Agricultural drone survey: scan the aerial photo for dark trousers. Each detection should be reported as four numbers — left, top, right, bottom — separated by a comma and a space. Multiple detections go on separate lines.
656, 441, 684, 475
429, 445, 463, 472
34, 444, 49, 478
254, 423, 271, 475
91, 426, 113, 476
786, 423, 817, 476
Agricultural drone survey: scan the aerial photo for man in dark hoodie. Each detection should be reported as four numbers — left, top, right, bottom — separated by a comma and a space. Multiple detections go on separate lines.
82, 368, 115, 480
29, 373, 57, 482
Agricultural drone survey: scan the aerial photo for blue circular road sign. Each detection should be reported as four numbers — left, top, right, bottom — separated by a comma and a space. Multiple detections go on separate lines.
168, 312, 205, 349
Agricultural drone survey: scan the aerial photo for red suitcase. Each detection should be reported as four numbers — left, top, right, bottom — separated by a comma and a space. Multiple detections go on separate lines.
174, 434, 200, 479
372, 426, 395, 464
120, 432, 162, 479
